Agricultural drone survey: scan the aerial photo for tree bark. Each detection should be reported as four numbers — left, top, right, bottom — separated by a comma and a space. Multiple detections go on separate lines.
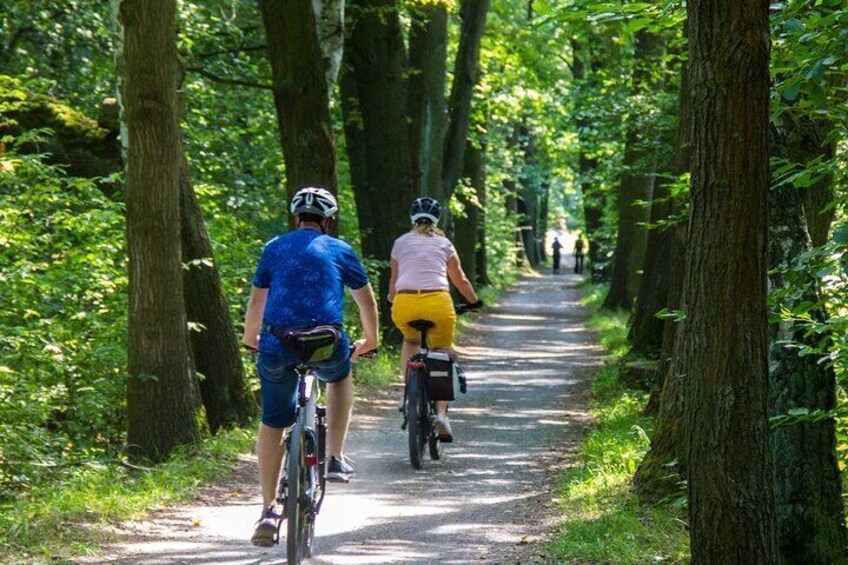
440, 0, 490, 201
311, 0, 345, 94
630, 61, 690, 358
571, 38, 608, 279
768, 127, 845, 564
260, 0, 337, 227
408, 3, 448, 199
684, 0, 776, 561
632, 223, 687, 496
120, 0, 202, 461
341, 0, 416, 336
603, 31, 664, 309
179, 153, 256, 433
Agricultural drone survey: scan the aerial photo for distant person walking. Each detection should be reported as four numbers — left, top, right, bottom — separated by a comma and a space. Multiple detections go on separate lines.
551, 237, 562, 274
574, 236, 585, 274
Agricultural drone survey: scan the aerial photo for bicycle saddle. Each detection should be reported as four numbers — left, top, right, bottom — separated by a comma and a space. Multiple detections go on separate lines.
277, 325, 340, 363
408, 319, 436, 332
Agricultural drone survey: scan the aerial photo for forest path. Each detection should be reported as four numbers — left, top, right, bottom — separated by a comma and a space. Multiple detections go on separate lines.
90, 273, 603, 564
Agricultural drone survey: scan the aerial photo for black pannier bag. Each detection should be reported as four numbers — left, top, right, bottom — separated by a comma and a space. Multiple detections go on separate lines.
424, 349, 460, 401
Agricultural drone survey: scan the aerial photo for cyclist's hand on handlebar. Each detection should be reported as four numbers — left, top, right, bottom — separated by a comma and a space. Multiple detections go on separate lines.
350, 338, 378, 363
456, 300, 484, 314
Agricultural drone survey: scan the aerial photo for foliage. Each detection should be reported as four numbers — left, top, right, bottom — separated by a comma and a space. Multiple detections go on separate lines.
0, 427, 254, 563
0, 141, 127, 501
550, 288, 688, 563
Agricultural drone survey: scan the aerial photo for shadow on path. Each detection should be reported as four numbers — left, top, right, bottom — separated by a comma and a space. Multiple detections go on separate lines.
86, 273, 604, 564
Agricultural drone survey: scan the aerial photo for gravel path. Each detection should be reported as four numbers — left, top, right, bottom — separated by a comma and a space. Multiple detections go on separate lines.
89, 273, 603, 564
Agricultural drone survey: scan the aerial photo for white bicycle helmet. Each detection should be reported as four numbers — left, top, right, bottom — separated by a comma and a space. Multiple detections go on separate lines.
410, 197, 441, 225
290, 186, 338, 219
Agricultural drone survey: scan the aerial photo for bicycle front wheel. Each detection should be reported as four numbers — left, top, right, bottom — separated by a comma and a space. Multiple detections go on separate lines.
407, 376, 427, 469
286, 423, 308, 564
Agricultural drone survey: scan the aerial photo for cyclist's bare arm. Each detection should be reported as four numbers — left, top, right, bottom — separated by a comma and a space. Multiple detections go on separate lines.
350, 284, 379, 361
243, 286, 268, 350
388, 259, 399, 303
447, 255, 479, 304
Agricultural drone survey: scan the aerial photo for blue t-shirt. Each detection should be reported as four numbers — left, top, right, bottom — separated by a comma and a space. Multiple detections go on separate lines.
253, 228, 369, 355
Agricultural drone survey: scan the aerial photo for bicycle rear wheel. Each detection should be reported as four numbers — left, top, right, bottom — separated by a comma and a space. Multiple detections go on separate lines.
286, 423, 308, 564
428, 407, 443, 461
407, 376, 427, 469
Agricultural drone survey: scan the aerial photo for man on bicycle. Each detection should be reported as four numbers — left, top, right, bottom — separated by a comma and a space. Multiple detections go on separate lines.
241, 187, 378, 546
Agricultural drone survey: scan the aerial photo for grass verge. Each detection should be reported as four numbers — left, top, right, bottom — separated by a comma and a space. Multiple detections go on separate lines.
0, 426, 256, 564
548, 282, 689, 564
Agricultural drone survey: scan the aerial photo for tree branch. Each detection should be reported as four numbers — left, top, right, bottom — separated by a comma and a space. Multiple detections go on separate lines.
185, 66, 273, 90
195, 43, 267, 58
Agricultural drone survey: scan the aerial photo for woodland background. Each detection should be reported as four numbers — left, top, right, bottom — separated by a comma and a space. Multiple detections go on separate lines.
0, 0, 847, 562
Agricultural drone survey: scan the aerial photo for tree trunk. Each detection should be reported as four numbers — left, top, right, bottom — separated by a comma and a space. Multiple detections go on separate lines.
454, 138, 483, 284
767, 182, 845, 565
632, 223, 687, 496
440, 0, 490, 201
179, 153, 256, 432
260, 0, 337, 226
784, 114, 837, 248
121, 0, 202, 461
312, 0, 345, 94
538, 181, 549, 263
341, 0, 416, 336
684, 0, 776, 561
630, 61, 690, 358
768, 125, 845, 564
571, 38, 608, 279
603, 31, 663, 309
474, 132, 489, 285
408, 3, 448, 199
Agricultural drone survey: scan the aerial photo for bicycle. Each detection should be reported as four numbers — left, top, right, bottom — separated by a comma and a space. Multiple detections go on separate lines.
262, 328, 375, 564
400, 304, 472, 470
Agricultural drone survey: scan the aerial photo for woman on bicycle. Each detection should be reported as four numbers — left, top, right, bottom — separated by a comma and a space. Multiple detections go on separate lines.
388, 197, 483, 442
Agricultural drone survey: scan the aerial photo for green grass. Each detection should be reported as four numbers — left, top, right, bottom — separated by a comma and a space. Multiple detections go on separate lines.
354, 348, 399, 386
548, 284, 689, 564
0, 426, 256, 564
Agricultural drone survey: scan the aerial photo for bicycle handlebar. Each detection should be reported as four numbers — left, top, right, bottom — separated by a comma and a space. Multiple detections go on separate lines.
455, 301, 484, 315
350, 346, 378, 359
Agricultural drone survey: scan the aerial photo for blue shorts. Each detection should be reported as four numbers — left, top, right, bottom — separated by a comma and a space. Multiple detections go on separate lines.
256, 332, 351, 428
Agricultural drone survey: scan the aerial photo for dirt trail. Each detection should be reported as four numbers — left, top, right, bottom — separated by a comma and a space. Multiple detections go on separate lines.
88, 273, 604, 564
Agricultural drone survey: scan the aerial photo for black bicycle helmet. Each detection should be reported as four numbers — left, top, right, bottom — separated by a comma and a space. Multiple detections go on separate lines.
410, 197, 441, 225
290, 186, 338, 219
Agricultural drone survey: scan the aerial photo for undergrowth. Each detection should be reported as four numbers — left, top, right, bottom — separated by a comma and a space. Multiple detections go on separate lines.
548, 282, 689, 564
0, 427, 255, 564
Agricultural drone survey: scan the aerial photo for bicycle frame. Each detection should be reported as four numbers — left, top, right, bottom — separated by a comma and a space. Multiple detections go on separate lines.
273, 363, 326, 563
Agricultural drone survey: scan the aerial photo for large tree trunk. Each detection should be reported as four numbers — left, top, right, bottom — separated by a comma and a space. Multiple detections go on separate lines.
440, 0, 490, 201
768, 181, 845, 565
630, 61, 690, 358
260, 0, 337, 224
603, 31, 663, 309
341, 0, 416, 335
121, 0, 202, 461
768, 123, 845, 564
684, 0, 776, 561
408, 3, 448, 199
179, 154, 256, 432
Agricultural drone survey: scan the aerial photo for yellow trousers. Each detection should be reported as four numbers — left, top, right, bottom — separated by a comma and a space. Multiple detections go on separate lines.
391, 292, 456, 348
